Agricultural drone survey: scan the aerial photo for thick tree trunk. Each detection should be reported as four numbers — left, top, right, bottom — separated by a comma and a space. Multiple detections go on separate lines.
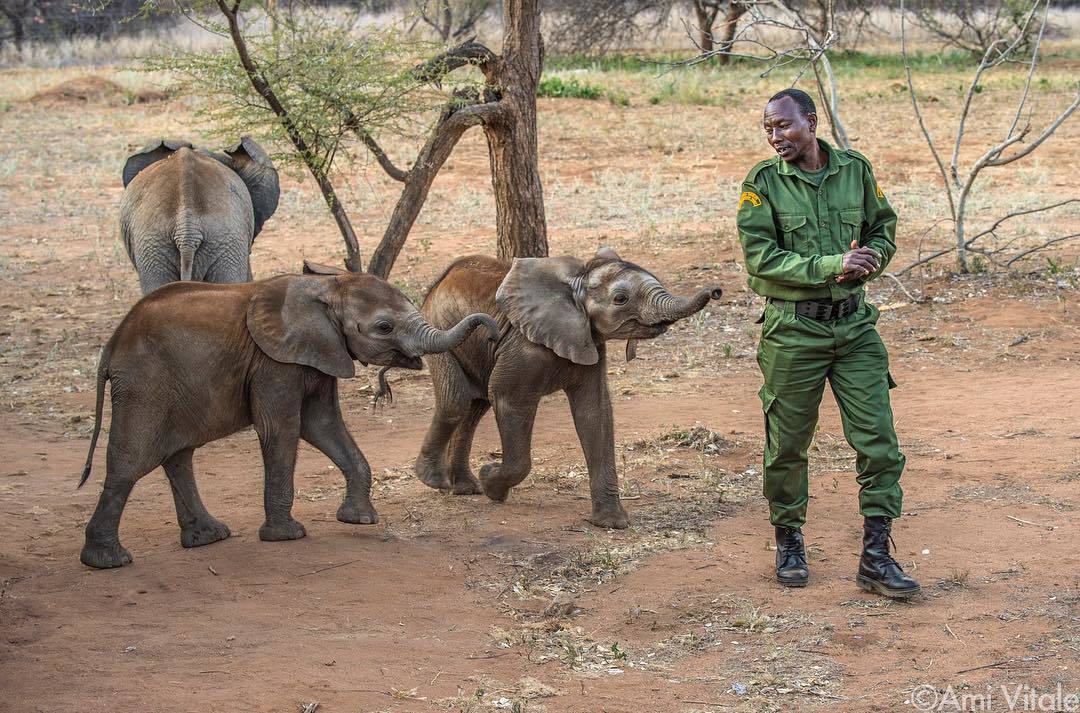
485, 0, 548, 260
693, 2, 714, 52
716, 3, 746, 65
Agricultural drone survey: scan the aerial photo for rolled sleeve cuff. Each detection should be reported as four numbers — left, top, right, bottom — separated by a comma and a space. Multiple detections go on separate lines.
819, 254, 845, 280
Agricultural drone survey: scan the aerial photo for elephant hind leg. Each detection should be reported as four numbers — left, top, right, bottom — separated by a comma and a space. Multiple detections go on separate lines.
163, 448, 230, 548
416, 353, 482, 491
447, 401, 490, 495
81, 431, 162, 568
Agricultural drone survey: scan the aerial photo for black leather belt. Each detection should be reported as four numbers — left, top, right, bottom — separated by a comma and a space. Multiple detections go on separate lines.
768, 294, 861, 321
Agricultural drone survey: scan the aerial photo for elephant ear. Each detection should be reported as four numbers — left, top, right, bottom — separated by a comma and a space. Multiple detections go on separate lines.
496, 256, 598, 366
302, 259, 347, 275
122, 139, 193, 188
221, 137, 280, 238
246, 275, 355, 379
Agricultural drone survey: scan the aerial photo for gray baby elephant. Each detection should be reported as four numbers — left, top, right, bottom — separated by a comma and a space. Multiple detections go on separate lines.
78, 271, 499, 569
120, 137, 280, 293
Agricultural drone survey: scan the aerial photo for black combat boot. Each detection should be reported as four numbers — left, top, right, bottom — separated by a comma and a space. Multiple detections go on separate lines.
857, 516, 921, 598
775, 525, 809, 587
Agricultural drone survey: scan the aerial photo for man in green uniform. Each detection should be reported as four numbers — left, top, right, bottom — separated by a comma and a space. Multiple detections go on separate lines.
737, 88, 920, 598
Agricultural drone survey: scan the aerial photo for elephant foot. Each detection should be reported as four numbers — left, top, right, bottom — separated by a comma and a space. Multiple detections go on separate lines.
588, 502, 630, 530
451, 472, 483, 496
336, 499, 379, 525
479, 463, 511, 502
180, 516, 231, 548
80, 540, 133, 569
415, 457, 451, 491
258, 518, 307, 542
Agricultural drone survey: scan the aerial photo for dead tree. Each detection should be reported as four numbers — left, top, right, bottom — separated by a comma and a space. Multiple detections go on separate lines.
690, 0, 748, 58
897, 0, 1080, 274
410, 0, 493, 42
683, 0, 853, 149
365, 0, 548, 276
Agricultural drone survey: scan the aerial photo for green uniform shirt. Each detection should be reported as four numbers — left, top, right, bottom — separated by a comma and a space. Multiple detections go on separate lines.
736, 140, 898, 301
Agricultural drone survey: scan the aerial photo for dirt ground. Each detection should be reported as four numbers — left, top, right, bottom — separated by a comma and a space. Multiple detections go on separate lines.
1, 51, 1079, 713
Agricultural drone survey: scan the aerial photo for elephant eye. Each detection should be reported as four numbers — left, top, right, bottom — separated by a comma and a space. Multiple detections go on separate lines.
374, 319, 394, 335
612, 292, 629, 306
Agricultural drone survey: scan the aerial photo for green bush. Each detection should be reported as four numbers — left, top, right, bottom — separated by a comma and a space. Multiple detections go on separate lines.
537, 75, 603, 100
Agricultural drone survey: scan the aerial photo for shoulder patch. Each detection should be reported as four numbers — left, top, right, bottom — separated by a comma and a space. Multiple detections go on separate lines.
875, 183, 885, 199
739, 191, 762, 209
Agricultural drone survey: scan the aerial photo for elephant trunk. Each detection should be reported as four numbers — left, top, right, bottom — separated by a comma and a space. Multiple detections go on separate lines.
415, 313, 500, 354
642, 285, 723, 324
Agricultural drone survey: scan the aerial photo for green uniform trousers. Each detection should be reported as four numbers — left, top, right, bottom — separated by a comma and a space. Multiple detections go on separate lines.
757, 298, 904, 528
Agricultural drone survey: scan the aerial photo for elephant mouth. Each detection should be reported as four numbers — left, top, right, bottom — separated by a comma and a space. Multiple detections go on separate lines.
613, 319, 672, 339
391, 352, 424, 370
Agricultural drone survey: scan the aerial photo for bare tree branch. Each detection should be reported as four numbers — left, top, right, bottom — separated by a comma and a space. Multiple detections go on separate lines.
354, 127, 408, 183
1005, 233, 1080, 266
411, 37, 497, 83
964, 199, 1080, 246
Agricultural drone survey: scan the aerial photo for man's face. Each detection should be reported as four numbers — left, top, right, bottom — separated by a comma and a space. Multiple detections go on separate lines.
763, 96, 818, 164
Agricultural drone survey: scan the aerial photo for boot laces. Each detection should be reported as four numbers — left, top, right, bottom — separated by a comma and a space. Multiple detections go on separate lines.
879, 531, 902, 570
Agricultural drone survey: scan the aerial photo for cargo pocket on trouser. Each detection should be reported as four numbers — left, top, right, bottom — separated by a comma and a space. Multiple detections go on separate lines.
759, 385, 778, 458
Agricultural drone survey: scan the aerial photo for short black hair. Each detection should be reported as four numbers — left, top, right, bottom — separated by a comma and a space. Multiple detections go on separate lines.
768, 88, 816, 117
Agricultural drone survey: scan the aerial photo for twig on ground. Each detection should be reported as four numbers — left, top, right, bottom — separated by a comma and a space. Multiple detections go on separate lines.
298, 559, 364, 577
955, 660, 1011, 675
1006, 515, 1056, 531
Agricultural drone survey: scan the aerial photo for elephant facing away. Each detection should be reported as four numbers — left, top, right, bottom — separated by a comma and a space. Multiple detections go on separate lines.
415, 248, 723, 529
120, 137, 280, 294
77, 271, 499, 569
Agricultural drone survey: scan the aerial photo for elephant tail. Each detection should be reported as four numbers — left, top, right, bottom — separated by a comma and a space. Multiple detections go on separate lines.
78, 342, 111, 488
178, 244, 196, 282
174, 193, 202, 282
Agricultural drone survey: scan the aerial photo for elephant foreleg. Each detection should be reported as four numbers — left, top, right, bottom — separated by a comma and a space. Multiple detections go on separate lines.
566, 369, 629, 529
163, 448, 231, 548
252, 386, 306, 542
479, 393, 540, 502
300, 381, 378, 525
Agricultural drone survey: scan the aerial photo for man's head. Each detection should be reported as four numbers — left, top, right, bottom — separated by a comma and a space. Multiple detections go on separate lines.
763, 88, 819, 165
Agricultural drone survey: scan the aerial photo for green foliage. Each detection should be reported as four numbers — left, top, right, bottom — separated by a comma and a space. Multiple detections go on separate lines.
537, 75, 603, 100
145, 3, 445, 176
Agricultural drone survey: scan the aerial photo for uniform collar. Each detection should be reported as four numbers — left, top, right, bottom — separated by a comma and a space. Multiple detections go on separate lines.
776, 139, 851, 179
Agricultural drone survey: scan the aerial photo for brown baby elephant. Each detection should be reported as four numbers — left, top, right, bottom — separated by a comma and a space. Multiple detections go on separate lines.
78, 271, 498, 568
416, 248, 722, 529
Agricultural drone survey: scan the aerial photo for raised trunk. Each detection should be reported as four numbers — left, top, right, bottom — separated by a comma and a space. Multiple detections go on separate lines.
485, 0, 548, 261
642, 286, 722, 323
416, 312, 500, 353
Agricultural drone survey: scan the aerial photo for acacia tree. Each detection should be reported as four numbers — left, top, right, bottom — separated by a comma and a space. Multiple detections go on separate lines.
154, 0, 548, 275
366, 0, 549, 275
898, 0, 1079, 273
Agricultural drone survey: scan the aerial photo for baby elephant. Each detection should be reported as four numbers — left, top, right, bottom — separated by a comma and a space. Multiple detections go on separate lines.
78, 272, 498, 568
417, 248, 722, 529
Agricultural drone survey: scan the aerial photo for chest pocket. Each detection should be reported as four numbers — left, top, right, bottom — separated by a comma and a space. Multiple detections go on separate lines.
778, 213, 812, 256
839, 208, 865, 247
